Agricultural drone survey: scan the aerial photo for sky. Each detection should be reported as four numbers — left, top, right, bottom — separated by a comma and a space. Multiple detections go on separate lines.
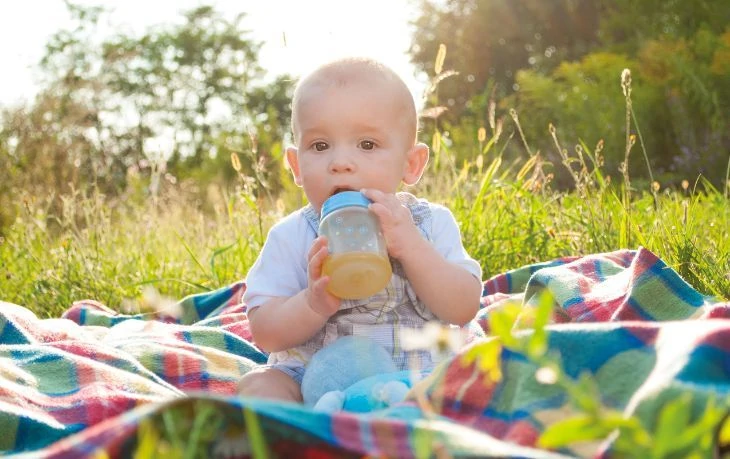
0, 0, 428, 108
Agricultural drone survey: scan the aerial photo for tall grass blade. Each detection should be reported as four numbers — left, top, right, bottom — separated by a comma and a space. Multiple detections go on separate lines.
243, 407, 270, 459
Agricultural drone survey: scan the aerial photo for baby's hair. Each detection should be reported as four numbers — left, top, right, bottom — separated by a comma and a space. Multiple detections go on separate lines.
290, 58, 418, 143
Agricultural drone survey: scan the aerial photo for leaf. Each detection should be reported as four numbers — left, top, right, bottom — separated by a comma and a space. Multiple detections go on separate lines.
413, 426, 436, 459
176, 233, 210, 279
209, 242, 237, 284
538, 415, 611, 447
487, 306, 520, 347
653, 393, 692, 455
243, 407, 270, 459
540, 412, 640, 449
569, 373, 601, 414
517, 154, 539, 182
450, 160, 471, 192
526, 290, 554, 359
717, 412, 730, 450
187, 401, 224, 457
162, 409, 186, 453
134, 419, 162, 459
659, 395, 729, 457
469, 155, 502, 219
460, 339, 503, 383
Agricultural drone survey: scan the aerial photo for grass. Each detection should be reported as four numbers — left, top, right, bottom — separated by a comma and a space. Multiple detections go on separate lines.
1, 125, 729, 318
2, 62, 728, 315
2, 153, 729, 319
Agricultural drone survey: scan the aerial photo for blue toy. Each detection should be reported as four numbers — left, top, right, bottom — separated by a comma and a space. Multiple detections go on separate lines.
301, 336, 415, 413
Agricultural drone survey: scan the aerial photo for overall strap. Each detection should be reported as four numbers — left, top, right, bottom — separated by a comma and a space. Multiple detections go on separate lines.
302, 204, 320, 235
395, 192, 432, 241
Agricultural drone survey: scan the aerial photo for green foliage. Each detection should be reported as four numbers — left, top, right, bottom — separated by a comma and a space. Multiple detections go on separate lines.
410, 0, 601, 119
410, 0, 730, 187
242, 406, 271, 459
3, 104, 728, 316
0, 2, 293, 235
130, 399, 248, 459
0, 185, 273, 318
99, 5, 265, 165
598, 0, 730, 53
505, 52, 663, 184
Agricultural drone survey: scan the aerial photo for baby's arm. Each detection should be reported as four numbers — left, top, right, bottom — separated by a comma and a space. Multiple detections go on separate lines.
248, 293, 325, 352
397, 238, 482, 326
249, 236, 341, 352
363, 189, 482, 326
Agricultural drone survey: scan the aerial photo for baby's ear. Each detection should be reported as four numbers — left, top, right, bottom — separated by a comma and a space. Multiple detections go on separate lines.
286, 146, 303, 186
402, 143, 429, 186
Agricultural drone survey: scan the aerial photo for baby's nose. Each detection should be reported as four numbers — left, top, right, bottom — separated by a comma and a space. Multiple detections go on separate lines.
329, 151, 356, 173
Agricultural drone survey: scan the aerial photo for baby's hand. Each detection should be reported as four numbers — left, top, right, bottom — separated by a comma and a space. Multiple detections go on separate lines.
306, 236, 341, 317
361, 189, 422, 260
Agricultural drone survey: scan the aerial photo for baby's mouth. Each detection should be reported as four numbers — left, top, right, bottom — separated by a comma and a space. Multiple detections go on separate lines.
331, 187, 356, 196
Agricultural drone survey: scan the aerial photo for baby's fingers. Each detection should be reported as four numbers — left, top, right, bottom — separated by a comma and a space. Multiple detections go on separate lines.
308, 237, 329, 279
361, 188, 399, 208
308, 236, 328, 259
308, 275, 328, 296
307, 275, 341, 317
367, 201, 393, 224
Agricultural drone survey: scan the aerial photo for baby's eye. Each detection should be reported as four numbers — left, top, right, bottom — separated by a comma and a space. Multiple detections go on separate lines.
359, 140, 375, 150
313, 141, 329, 152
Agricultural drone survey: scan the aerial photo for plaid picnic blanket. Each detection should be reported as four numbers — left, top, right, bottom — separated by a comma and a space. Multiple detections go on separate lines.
1, 247, 729, 458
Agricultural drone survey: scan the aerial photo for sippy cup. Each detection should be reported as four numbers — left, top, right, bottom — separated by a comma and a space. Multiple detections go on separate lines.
319, 191, 392, 299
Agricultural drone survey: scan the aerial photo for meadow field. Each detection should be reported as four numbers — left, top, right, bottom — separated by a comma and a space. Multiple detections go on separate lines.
2, 105, 728, 318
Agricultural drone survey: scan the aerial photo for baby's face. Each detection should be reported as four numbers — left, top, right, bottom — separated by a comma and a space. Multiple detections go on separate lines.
287, 75, 416, 212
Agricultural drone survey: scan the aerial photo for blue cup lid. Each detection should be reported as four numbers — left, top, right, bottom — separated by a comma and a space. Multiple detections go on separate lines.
320, 191, 372, 219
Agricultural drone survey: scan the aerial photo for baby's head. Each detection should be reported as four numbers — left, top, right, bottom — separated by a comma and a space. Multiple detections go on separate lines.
291, 58, 418, 145
286, 58, 429, 211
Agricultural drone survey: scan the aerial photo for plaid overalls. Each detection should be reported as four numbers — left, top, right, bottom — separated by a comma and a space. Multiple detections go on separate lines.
267, 193, 445, 381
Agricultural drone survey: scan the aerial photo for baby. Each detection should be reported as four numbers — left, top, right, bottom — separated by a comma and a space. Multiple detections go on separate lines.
238, 57, 482, 402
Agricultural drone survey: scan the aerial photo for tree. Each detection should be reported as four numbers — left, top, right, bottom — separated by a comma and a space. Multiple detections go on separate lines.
409, 0, 730, 185
597, 0, 730, 54
100, 5, 265, 168
410, 0, 601, 121
2, 1, 294, 213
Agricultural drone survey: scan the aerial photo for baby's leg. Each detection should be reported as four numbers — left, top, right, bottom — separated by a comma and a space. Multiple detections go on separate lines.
238, 367, 302, 402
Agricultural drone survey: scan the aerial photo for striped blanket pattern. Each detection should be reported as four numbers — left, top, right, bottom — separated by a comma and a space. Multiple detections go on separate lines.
1, 247, 728, 457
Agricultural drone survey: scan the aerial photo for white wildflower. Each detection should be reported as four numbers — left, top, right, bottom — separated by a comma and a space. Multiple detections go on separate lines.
535, 366, 558, 385
401, 321, 466, 362
122, 286, 181, 317
141, 286, 181, 317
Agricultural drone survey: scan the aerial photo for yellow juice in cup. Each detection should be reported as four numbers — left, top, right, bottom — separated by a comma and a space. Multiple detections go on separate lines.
322, 252, 392, 299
